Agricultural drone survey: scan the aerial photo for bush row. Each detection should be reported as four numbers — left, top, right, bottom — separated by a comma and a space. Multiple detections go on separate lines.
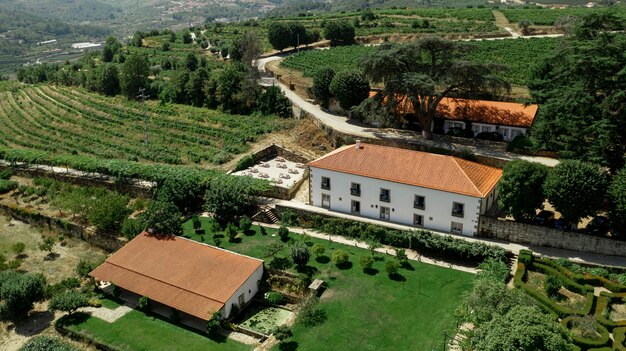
533, 262, 594, 295
615, 327, 626, 351
594, 293, 626, 332
305, 216, 508, 265
561, 316, 611, 349
0, 179, 18, 194
538, 258, 626, 293
513, 262, 594, 318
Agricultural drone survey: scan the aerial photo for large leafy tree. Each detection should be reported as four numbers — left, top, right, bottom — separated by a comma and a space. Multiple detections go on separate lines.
100, 64, 120, 97
471, 305, 571, 351
329, 70, 370, 111
268, 23, 292, 52
312, 67, 335, 109
0, 271, 46, 320
529, 14, 626, 171
204, 176, 268, 225
323, 21, 355, 46
543, 159, 608, 224
497, 160, 549, 221
49, 290, 90, 315
609, 168, 626, 233
456, 279, 529, 326
120, 52, 149, 100
140, 200, 182, 235
359, 38, 510, 139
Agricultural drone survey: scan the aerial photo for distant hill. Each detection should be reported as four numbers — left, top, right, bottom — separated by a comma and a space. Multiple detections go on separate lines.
0, 0, 119, 23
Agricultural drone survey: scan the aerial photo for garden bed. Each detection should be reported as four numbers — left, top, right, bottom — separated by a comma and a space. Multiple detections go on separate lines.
235, 303, 293, 335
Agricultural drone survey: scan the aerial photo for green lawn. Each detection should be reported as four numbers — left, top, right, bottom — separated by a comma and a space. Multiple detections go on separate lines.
183, 218, 475, 351
63, 307, 250, 351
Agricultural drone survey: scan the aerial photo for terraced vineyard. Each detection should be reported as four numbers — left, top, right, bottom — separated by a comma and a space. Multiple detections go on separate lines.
282, 37, 560, 85
501, 6, 626, 25
0, 85, 288, 165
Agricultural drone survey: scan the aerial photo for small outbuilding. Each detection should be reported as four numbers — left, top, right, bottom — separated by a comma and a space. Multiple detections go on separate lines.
90, 232, 263, 321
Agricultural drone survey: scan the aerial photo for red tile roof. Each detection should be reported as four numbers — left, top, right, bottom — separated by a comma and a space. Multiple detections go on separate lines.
367, 92, 538, 128
90, 232, 263, 320
308, 143, 502, 197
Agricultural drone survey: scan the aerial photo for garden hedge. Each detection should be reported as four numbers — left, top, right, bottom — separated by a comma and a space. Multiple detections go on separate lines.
538, 258, 626, 293
593, 294, 626, 331
533, 262, 594, 295
614, 327, 626, 351
561, 316, 611, 349
0, 179, 18, 194
518, 249, 534, 266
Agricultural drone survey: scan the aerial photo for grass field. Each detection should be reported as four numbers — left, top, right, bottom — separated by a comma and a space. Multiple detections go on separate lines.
282, 37, 560, 86
63, 298, 250, 351
182, 218, 475, 351
0, 85, 288, 165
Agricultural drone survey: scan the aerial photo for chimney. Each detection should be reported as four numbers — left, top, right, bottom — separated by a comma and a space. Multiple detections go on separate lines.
355, 140, 362, 149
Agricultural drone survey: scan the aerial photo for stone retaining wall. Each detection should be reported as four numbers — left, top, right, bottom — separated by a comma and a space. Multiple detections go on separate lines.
479, 216, 626, 257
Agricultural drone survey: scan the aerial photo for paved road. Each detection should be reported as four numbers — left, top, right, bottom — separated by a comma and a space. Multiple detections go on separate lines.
256, 56, 559, 167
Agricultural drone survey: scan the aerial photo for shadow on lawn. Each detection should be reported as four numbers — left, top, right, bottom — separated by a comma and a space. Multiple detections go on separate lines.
57, 312, 90, 327
278, 341, 299, 351
363, 268, 379, 276
315, 255, 330, 264
335, 261, 353, 270
296, 265, 318, 276
389, 273, 406, 282
13, 310, 55, 336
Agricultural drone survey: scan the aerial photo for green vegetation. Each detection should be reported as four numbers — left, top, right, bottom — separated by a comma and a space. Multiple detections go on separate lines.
497, 160, 549, 221
182, 218, 474, 350
59, 309, 249, 351
501, 6, 626, 26
19, 335, 78, 351
0, 85, 287, 165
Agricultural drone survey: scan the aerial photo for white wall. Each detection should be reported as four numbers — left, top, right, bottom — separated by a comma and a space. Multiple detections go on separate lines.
310, 168, 484, 236
221, 264, 264, 319
443, 120, 528, 141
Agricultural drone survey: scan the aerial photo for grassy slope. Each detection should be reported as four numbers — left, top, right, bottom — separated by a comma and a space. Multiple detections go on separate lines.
182, 218, 474, 351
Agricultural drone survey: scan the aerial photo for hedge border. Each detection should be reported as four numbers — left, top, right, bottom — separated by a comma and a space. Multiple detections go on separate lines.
561, 316, 611, 349
614, 327, 626, 351
593, 294, 626, 332
537, 258, 626, 293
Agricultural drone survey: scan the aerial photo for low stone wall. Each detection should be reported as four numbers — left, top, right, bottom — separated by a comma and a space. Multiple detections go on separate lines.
479, 216, 626, 257
249, 144, 311, 165
0, 203, 125, 252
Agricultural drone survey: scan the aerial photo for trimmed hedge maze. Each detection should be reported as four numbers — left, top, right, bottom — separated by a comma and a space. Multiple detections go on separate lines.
514, 251, 626, 351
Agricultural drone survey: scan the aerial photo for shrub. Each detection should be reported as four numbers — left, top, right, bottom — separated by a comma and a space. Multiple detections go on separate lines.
296, 297, 327, 327
359, 255, 374, 270
260, 226, 267, 236
11, 242, 25, 256
226, 223, 238, 242
0, 169, 11, 180
239, 216, 252, 232
234, 155, 255, 172
278, 226, 289, 242
38, 236, 55, 253
48, 290, 89, 315
76, 259, 100, 278
138, 296, 149, 311
395, 249, 408, 265
329, 70, 370, 110
311, 244, 325, 258
19, 336, 78, 351
312, 67, 335, 108
290, 241, 311, 266
141, 200, 182, 235
192, 215, 202, 232
267, 292, 284, 305
518, 249, 534, 266
478, 257, 510, 283
544, 274, 562, 298
121, 218, 144, 239
562, 316, 611, 349
385, 260, 400, 275
280, 209, 299, 226
206, 312, 221, 336
332, 250, 349, 266
272, 325, 292, 342
0, 180, 18, 194
88, 192, 130, 233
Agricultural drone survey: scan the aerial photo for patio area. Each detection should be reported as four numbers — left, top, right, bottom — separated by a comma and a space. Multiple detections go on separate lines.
232, 156, 308, 189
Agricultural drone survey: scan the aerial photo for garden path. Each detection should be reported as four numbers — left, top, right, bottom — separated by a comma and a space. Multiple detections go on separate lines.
80, 305, 133, 323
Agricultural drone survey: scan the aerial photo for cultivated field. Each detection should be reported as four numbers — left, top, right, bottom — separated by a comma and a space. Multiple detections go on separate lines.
0, 85, 289, 165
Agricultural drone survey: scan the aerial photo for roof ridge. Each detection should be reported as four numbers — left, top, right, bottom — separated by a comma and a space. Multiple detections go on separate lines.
174, 234, 264, 264
103, 260, 228, 305
452, 157, 486, 197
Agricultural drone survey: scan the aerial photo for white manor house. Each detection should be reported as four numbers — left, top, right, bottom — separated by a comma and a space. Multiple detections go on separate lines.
308, 142, 503, 236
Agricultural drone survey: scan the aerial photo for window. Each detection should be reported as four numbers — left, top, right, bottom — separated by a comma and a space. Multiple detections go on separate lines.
321, 177, 330, 190
414, 195, 425, 210
321, 194, 331, 209
351, 200, 360, 214
380, 206, 390, 220
452, 202, 464, 217
350, 183, 361, 196
451, 222, 463, 234
413, 214, 423, 227
238, 293, 245, 307
380, 188, 390, 202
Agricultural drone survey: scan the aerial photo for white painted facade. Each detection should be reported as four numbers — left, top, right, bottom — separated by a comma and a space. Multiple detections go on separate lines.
309, 168, 498, 236
443, 120, 527, 141
221, 264, 264, 319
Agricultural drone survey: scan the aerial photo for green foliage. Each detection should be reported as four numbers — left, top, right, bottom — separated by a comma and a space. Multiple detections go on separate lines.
332, 249, 349, 266
280, 209, 299, 227
277, 226, 289, 242
0, 180, 18, 194
137, 296, 149, 311
19, 335, 78, 351
457, 279, 530, 326
225, 223, 238, 242
272, 325, 292, 342
38, 236, 55, 253
239, 216, 252, 232
121, 218, 144, 240
323, 21, 355, 46
141, 201, 182, 235
49, 290, 89, 315
204, 173, 268, 224
312, 67, 335, 109
290, 241, 311, 266
76, 259, 101, 278
359, 255, 374, 270
88, 192, 130, 233
384, 260, 400, 275
256, 86, 292, 118
11, 242, 25, 256
206, 311, 221, 336
120, 52, 149, 100
296, 296, 327, 327
268, 22, 292, 51
561, 316, 611, 349
0, 270, 46, 320
478, 258, 510, 283
497, 160, 549, 221
311, 244, 325, 258
543, 160, 608, 223
266, 292, 284, 305
0, 169, 11, 180
472, 305, 571, 351
264, 242, 284, 259
519, 249, 534, 266
329, 70, 370, 110
544, 274, 563, 299
609, 168, 626, 233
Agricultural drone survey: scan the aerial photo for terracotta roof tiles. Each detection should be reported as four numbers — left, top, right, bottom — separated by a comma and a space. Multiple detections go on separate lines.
308, 143, 502, 198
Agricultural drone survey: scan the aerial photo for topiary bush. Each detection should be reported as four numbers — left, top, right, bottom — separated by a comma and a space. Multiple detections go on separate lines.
545, 274, 563, 298
332, 250, 349, 266
296, 296, 327, 327
267, 291, 285, 305
561, 316, 611, 349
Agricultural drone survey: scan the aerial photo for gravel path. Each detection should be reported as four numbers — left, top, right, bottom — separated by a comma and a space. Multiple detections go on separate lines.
80, 305, 133, 323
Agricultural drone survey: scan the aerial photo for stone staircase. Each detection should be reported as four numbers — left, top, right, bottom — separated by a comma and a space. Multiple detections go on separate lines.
252, 206, 279, 224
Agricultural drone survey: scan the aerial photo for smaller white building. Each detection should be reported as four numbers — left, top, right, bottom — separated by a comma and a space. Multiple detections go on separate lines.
308, 143, 503, 236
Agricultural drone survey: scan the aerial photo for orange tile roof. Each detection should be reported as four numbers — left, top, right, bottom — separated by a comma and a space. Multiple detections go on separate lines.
308, 143, 502, 198
89, 232, 263, 320
367, 92, 538, 128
